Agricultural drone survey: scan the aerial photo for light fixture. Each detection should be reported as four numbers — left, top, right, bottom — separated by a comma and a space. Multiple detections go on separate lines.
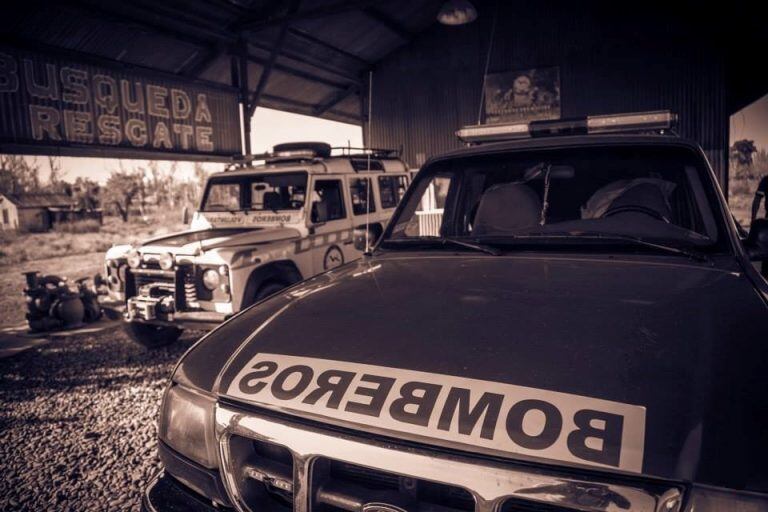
437, 0, 477, 26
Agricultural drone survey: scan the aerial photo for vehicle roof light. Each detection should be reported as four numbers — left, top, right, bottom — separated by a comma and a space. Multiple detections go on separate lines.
456, 110, 678, 144
456, 122, 529, 143
587, 110, 677, 134
271, 149, 318, 159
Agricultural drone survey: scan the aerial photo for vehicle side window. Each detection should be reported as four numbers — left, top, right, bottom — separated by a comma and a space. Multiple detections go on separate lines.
398, 174, 451, 237
312, 180, 346, 223
378, 175, 408, 209
204, 183, 240, 211
349, 178, 375, 215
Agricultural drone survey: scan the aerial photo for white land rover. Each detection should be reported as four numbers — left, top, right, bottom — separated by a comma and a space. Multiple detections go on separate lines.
104, 142, 409, 347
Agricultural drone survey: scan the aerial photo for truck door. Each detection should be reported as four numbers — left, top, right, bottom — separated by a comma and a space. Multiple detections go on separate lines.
308, 176, 354, 273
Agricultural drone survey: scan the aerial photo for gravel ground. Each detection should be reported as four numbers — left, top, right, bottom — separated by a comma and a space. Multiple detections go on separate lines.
0, 327, 203, 511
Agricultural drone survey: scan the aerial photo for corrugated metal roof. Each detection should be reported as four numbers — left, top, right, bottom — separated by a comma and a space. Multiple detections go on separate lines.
1, 0, 443, 125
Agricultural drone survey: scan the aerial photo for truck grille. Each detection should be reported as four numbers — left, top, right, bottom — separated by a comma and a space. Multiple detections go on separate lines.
215, 407, 684, 512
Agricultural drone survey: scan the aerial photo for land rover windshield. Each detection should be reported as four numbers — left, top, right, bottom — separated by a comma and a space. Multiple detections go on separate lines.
384, 145, 727, 255
201, 172, 307, 212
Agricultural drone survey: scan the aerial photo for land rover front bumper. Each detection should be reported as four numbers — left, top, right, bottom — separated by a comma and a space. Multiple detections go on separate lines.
126, 296, 228, 329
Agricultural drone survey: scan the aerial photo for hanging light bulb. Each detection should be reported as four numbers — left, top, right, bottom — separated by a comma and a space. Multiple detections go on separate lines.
437, 0, 478, 26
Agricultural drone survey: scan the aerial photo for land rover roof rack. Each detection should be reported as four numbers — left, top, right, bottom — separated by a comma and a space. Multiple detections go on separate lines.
456, 110, 678, 144
331, 146, 401, 159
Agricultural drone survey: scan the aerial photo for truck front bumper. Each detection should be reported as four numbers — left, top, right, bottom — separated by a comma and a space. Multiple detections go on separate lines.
142, 471, 222, 512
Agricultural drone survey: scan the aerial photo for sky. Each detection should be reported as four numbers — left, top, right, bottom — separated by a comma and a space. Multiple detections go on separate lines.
19, 108, 363, 185
730, 93, 768, 151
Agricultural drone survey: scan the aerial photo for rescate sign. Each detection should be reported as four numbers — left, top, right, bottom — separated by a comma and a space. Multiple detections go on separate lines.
0, 44, 241, 161
226, 353, 647, 473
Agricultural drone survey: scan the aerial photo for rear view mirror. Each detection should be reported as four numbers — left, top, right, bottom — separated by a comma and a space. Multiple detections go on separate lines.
746, 219, 768, 260
353, 226, 382, 252
353, 226, 368, 252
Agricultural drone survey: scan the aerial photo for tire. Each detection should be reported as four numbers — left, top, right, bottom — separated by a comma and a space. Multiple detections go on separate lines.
125, 322, 182, 349
254, 281, 287, 303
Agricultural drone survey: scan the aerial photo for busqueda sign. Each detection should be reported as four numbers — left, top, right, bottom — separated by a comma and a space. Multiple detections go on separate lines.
0, 45, 241, 160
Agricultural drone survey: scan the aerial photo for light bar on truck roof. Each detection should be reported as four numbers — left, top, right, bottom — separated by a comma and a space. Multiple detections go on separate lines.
456, 110, 677, 143
587, 110, 678, 134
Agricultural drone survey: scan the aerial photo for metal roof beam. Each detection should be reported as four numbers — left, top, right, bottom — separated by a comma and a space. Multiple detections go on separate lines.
243, 51, 358, 91
288, 28, 371, 66
246, 39, 360, 82
63, 0, 235, 46
313, 84, 359, 116
361, 7, 413, 40
236, 0, 376, 31
248, 0, 300, 117
61, 0, 360, 90
262, 94, 360, 123
179, 44, 227, 77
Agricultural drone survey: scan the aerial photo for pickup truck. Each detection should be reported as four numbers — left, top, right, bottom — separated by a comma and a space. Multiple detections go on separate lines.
142, 112, 768, 512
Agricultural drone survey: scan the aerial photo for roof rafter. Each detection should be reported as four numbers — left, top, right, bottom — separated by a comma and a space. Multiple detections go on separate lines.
313, 84, 359, 116
236, 0, 376, 31
361, 7, 413, 40
248, 0, 301, 116
288, 28, 371, 66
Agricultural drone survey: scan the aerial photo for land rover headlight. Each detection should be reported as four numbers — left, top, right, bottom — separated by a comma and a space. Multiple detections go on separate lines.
126, 249, 141, 269
158, 385, 218, 468
202, 268, 220, 290
157, 252, 174, 270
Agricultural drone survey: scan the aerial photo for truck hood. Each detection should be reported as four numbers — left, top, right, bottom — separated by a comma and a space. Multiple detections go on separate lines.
139, 226, 301, 254
179, 252, 767, 489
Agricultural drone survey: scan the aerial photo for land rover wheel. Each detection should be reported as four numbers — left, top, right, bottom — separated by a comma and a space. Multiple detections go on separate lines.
254, 281, 287, 303
125, 322, 182, 348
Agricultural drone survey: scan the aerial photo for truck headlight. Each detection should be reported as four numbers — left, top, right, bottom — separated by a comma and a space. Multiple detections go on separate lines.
157, 252, 174, 270
158, 385, 218, 469
202, 268, 220, 290
127, 250, 141, 269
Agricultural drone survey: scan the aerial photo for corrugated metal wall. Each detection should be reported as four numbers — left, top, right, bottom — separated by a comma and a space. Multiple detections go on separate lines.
368, 0, 728, 185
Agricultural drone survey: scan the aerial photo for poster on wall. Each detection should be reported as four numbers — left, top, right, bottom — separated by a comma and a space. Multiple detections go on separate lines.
483, 67, 561, 124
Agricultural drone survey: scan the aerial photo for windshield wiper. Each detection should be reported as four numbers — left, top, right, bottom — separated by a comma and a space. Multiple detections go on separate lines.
487, 233, 710, 262
383, 237, 501, 256
578, 233, 710, 262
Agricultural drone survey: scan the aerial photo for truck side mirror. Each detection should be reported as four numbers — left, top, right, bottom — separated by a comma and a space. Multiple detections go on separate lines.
353, 227, 368, 252
181, 206, 189, 224
746, 218, 768, 260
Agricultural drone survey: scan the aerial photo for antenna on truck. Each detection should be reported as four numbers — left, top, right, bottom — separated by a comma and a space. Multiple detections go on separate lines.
364, 70, 373, 254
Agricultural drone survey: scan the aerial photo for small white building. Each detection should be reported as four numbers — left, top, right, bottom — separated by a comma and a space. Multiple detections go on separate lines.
0, 192, 74, 232
0, 193, 19, 231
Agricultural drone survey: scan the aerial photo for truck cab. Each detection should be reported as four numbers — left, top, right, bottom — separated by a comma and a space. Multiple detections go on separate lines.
142, 113, 768, 512
104, 142, 409, 347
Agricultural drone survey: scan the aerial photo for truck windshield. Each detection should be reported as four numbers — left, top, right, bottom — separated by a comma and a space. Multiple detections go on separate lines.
201, 172, 307, 212
385, 145, 725, 253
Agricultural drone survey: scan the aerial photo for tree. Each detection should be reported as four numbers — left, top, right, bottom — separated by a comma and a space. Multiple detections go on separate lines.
0, 155, 41, 194
47, 156, 66, 192
103, 169, 143, 222
730, 139, 758, 167
71, 176, 100, 210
